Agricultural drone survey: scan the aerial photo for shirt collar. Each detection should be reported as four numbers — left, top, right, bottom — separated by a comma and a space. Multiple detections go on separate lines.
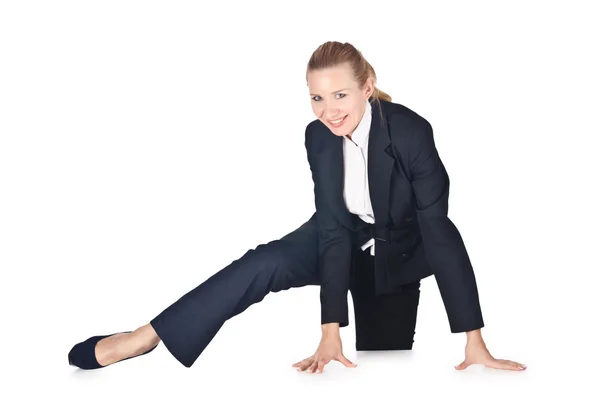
345, 99, 372, 148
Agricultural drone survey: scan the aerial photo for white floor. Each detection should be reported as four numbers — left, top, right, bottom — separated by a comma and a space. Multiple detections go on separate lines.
12, 273, 593, 396
3, 1, 599, 395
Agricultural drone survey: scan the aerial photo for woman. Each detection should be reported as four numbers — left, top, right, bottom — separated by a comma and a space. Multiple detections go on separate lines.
68, 41, 526, 373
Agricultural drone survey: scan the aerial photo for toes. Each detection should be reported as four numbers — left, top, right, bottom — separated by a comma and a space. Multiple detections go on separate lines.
514, 361, 527, 370
454, 361, 469, 370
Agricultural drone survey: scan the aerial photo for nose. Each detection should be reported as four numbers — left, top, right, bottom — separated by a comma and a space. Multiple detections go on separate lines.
323, 107, 341, 120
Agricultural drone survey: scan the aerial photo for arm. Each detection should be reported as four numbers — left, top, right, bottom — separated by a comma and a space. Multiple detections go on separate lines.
305, 125, 352, 328
409, 119, 485, 333
293, 124, 356, 374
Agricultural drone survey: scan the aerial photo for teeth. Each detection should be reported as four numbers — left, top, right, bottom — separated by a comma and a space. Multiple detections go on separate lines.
331, 116, 345, 124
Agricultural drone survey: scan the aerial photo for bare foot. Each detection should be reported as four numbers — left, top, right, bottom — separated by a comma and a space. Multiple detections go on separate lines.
95, 324, 160, 366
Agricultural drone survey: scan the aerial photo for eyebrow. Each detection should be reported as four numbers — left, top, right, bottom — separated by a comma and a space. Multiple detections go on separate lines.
309, 88, 350, 96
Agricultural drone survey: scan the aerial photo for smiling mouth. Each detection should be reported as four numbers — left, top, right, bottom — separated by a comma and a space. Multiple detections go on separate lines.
328, 115, 348, 127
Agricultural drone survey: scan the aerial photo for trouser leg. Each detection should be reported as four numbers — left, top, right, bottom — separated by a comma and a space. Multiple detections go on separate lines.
149, 213, 320, 368
350, 247, 421, 351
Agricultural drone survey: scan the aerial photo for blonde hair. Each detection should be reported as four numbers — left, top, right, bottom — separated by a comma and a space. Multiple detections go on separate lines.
306, 41, 392, 111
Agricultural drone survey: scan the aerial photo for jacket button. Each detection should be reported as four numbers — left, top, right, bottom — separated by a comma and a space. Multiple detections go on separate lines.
402, 253, 408, 257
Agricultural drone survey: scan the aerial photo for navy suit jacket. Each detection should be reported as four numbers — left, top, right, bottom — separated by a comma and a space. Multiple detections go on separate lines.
304, 98, 484, 333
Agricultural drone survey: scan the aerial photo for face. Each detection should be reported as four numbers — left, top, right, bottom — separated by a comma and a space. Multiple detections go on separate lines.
307, 62, 375, 138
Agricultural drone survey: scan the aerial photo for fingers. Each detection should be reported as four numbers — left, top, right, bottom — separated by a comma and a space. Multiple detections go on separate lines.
293, 358, 323, 373
337, 354, 358, 368
293, 357, 313, 371
316, 360, 326, 374
456, 358, 528, 371
492, 359, 527, 371
294, 355, 358, 373
292, 359, 307, 368
294, 357, 333, 374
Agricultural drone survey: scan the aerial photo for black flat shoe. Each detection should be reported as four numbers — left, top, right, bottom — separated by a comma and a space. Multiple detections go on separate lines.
68, 331, 158, 370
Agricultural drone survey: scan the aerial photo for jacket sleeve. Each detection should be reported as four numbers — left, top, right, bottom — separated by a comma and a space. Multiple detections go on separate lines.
409, 119, 485, 333
305, 125, 352, 327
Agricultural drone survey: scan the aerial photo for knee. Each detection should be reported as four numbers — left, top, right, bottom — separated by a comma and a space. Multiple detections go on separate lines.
237, 239, 290, 272
239, 240, 309, 292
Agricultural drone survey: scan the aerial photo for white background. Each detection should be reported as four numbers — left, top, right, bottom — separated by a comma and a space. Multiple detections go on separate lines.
1, 1, 599, 395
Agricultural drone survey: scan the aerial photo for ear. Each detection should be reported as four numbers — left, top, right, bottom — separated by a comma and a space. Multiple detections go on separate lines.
364, 76, 375, 99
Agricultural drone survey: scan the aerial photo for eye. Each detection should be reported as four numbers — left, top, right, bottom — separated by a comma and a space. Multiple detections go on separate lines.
311, 93, 345, 102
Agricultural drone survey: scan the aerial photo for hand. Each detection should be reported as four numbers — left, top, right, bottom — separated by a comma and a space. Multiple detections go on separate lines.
292, 330, 357, 374
455, 339, 527, 371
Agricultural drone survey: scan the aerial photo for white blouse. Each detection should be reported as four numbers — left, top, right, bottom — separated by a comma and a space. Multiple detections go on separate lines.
342, 99, 376, 256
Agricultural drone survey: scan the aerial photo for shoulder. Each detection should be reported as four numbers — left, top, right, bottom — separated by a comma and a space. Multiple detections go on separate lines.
304, 119, 318, 149
378, 100, 436, 155
380, 99, 432, 135
304, 118, 335, 153
305, 118, 321, 136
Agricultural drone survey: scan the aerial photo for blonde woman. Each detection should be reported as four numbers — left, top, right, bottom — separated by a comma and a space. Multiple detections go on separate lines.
68, 41, 526, 374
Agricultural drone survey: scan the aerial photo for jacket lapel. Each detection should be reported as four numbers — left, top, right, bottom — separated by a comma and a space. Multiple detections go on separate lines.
368, 99, 395, 228
315, 99, 395, 231
317, 131, 356, 230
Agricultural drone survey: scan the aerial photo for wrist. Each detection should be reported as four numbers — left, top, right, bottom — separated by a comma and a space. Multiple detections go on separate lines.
321, 322, 340, 336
